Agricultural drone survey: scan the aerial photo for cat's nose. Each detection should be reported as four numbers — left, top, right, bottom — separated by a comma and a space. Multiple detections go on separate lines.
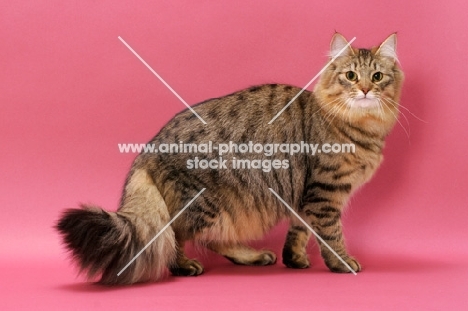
361, 88, 369, 95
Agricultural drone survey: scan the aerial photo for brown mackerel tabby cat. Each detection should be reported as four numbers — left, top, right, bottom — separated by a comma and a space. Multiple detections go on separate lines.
57, 33, 404, 284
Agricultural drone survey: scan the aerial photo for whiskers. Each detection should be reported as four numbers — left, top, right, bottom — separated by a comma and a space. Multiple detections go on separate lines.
313, 96, 350, 131
379, 95, 426, 141
312, 92, 423, 142
377, 97, 410, 139
381, 95, 427, 123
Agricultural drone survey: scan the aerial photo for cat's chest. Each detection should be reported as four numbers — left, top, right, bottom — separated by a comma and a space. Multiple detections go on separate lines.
351, 151, 383, 187
314, 122, 385, 189
312, 150, 383, 192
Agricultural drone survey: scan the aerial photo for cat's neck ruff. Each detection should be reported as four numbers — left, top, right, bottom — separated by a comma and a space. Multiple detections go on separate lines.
315, 98, 400, 139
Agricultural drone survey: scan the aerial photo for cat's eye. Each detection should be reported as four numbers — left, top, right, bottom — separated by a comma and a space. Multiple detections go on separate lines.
345, 71, 358, 81
372, 72, 384, 82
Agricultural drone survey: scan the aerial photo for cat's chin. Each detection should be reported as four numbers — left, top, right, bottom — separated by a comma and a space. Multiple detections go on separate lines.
349, 98, 379, 109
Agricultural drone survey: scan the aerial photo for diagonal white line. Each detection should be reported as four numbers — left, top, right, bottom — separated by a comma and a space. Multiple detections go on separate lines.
118, 36, 207, 125
268, 188, 357, 275
117, 188, 206, 277
268, 37, 356, 124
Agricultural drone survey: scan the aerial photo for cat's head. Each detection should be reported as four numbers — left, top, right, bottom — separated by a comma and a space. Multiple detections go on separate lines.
314, 33, 404, 131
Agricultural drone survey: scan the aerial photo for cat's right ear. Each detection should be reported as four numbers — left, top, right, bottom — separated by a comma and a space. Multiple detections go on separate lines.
329, 33, 354, 58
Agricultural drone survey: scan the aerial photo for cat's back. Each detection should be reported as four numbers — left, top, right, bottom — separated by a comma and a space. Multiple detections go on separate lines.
155, 83, 313, 144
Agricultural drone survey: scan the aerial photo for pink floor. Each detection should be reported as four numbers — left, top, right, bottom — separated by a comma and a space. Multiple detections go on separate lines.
2, 237, 467, 310
2, 0, 468, 310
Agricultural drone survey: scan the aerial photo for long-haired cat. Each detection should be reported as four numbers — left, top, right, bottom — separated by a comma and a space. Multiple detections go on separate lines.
57, 33, 404, 285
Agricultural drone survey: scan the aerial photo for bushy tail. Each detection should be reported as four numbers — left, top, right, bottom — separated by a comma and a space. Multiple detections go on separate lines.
56, 169, 176, 285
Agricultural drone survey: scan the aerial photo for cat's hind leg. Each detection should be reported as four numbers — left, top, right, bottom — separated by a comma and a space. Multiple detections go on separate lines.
207, 243, 277, 266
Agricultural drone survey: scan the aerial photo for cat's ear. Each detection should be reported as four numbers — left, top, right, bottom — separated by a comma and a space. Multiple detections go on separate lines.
376, 33, 399, 62
329, 33, 354, 58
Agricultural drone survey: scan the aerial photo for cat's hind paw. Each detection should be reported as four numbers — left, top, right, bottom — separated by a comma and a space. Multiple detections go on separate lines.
170, 258, 204, 276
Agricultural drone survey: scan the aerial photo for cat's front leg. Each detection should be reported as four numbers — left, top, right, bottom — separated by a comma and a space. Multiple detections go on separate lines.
282, 222, 311, 269
302, 203, 361, 273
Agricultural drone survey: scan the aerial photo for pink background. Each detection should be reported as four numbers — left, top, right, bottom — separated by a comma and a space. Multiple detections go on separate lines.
1, 0, 467, 309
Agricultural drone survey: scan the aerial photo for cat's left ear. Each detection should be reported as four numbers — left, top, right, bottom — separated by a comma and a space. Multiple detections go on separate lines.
376, 33, 399, 62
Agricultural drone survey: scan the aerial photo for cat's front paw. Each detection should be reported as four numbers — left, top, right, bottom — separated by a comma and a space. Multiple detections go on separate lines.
282, 250, 310, 269
325, 256, 361, 273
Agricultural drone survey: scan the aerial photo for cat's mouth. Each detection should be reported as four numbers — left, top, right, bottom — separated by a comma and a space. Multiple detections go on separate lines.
348, 93, 380, 109
350, 98, 379, 108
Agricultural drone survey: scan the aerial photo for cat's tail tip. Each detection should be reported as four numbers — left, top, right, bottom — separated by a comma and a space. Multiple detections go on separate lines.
56, 204, 175, 285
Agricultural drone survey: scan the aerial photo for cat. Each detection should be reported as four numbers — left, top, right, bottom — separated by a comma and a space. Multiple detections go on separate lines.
56, 33, 404, 285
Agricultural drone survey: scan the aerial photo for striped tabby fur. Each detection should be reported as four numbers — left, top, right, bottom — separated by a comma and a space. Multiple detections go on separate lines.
57, 33, 403, 284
